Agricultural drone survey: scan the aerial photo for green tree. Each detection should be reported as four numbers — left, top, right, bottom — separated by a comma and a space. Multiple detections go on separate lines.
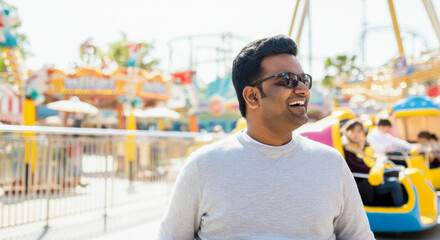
102, 33, 159, 71
321, 55, 359, 89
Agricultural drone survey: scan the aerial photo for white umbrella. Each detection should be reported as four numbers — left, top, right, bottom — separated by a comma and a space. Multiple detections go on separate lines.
142, 107, 180, 120
124, 108, 147, 118
125, 107, 180, 120
47, 96, 99, 115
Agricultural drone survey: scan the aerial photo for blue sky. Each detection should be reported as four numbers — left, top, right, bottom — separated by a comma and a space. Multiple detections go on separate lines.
10, 0, 440, 85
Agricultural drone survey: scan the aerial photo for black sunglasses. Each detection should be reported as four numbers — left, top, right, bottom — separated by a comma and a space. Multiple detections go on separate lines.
250, 72, 312, 89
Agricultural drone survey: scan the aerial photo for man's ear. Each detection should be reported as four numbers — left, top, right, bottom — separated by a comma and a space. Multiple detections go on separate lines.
242, 86, 260, 110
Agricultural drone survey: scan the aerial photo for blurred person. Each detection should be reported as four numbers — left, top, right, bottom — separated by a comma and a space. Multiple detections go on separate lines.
417, 131, 440, 168
212, 124, 224, 133
163, 124, 172, 131
179, 124, 188, 132
366, 119, 413, 154
158, 35, 373, 239
342, 120, 404, 207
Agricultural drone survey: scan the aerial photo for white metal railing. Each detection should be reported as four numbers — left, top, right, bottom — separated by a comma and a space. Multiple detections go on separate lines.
0, 125, 223, 232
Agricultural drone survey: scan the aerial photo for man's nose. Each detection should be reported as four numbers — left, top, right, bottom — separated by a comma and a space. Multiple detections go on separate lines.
294, 82, 309, 96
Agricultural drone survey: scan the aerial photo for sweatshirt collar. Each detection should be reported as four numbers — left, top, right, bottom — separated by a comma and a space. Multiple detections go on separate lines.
237, 129, 298, 156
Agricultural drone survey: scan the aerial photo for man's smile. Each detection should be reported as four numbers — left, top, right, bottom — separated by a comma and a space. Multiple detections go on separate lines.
288, 98, 307, 112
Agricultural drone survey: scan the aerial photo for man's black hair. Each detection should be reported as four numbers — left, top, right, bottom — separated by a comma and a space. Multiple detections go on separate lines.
231, 35, 298, 118
377, 119, 392, 127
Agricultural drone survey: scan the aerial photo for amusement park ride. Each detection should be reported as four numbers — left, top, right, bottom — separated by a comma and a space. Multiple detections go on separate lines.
287, 0, 440, 233
289, 0, 440, 104
297, 108, 440, 232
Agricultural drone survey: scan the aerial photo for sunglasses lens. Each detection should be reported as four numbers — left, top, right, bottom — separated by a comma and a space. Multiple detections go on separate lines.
282, 72, 312, 89
301, 74, 312, 89
284, 73, 299, 88
284, 74, 295, 88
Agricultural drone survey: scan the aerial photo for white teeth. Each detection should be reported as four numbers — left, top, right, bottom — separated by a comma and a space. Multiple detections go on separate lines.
289, 100, 305, 106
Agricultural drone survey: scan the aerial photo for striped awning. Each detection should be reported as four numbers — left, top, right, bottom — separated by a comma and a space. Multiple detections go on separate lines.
0, 84, 22, 123
0, 114, 21, 123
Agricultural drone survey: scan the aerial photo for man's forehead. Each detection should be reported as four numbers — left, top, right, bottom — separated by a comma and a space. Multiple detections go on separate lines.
261, 54, 302, 73
262, 53, 298, 62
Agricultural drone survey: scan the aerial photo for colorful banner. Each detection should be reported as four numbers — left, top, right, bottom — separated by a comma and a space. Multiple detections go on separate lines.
45, 67, 169, 100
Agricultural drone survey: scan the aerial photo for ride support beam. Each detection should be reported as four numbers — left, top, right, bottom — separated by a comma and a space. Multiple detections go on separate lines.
125, 109, 137, 185
190, 115, 198, 132
117, 103, 124, 129
288, 0, 301, 38
422, 0, 440, 44
387, 0, 406, 57
296, 0, 310, 48
23, 99, 36, 167
23, 98, 37, 191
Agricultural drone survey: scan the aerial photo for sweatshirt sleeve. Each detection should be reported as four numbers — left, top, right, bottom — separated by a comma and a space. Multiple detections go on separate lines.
158, 156, 201, 240
367, 132, 387, 154
334, 160, 375, 240
390, 135, 413, 150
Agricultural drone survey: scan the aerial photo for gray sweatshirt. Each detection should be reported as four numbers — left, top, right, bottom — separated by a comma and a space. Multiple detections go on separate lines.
158, 130, 374, 240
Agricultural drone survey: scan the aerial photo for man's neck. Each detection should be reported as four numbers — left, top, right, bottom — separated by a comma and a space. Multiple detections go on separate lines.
246, 124, 293, 146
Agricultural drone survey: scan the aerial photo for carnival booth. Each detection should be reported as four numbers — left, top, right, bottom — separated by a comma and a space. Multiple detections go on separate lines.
27, 67, 171, 128
21, 66, 173, 186
392, 95, 440, 143
168, 72, 240, 133
196, 75, 240, 132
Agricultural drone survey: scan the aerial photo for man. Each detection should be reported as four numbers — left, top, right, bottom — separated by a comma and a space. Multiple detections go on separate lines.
158, 35, 374, 239
367, 119, 413, 154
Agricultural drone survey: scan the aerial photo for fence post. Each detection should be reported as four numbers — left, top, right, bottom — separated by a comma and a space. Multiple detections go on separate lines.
44, 137, 54, 232
103, 137, 108, 232
125, 111, 136, 193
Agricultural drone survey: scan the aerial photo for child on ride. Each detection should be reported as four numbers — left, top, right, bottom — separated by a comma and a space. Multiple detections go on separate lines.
417, 131, 440, 168
366, 119, 413, 154
342, 119, 405, 207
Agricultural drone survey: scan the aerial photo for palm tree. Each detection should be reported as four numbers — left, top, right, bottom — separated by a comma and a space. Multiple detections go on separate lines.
102, 33, 159, 71
321, 55, 359, 89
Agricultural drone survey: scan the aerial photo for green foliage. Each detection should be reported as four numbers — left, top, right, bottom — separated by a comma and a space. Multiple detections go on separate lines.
102, 33, 160, 71
106, 35, 129, 66
15, 32, 32, 60
0, 49, 4, 72
322, 54, 359, 89
321, 75, 334, 89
